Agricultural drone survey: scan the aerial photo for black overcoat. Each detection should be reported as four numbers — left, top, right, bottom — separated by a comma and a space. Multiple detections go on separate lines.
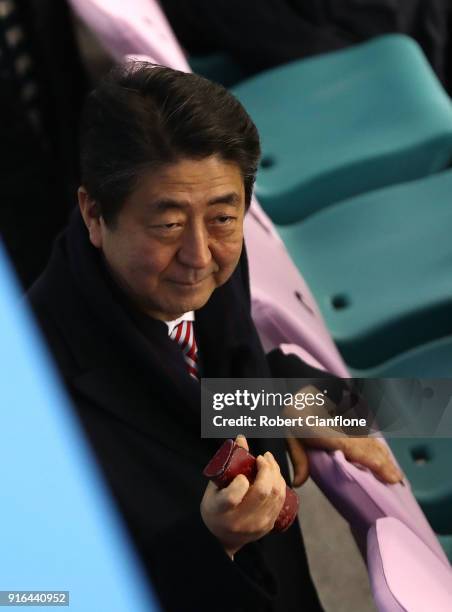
27, 210, 323, 612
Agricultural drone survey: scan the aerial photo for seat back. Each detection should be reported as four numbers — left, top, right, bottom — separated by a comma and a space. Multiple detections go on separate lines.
244, 199, 349, 377
308, 448, 449, 566
68, 0, 190, 70
278, 169, 452, 369
368, 518, 452, 612
233, 35, 452, 224
0, 242, 159, 611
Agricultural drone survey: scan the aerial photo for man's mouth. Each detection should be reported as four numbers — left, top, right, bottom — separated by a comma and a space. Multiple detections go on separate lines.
170, 276, 210, 286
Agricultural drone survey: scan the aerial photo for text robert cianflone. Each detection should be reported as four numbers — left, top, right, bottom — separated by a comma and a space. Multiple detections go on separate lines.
212, 414, 367, 428
212, 389, 326, 411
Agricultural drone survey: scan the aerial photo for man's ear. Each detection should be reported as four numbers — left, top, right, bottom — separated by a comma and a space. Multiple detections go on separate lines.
78, 186, 103, 249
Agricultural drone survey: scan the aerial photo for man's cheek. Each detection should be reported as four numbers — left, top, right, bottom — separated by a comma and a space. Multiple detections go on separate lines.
214, 259, 240, 287
219, 238, 243, 262
131, 249, 165, 275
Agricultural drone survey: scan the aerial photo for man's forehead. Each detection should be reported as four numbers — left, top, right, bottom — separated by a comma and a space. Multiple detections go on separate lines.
152, 192, 242, 211
129, 156, 245, 209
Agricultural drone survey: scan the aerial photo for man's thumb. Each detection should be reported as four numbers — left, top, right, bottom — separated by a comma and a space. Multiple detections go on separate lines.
235, 434, 249, 451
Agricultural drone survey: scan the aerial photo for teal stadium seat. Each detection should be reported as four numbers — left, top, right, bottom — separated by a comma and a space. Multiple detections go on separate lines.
386, 439, 452, 537
351, 335, 452, 378
232, 35, 452, 224
278, 170, 452, 369
439, 535, 452, 562
347, 380, 452, 540
190, 53, 246, 87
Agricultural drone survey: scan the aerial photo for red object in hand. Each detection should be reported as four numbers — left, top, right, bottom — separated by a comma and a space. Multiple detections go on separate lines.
203, 439, 299, 532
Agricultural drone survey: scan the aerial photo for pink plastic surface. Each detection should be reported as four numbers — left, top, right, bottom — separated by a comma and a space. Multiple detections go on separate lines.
308, 449, 449, 566
279, 343, 327, 371
68, 0, 190, 70
244, 199, 349, 377
368, 518, 452, 612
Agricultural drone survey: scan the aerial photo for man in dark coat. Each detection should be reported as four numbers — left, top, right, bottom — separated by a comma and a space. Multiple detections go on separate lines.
27, 63, 401, 611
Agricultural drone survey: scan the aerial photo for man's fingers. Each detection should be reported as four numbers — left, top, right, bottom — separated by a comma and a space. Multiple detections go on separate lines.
344, 439, 403, 484
264, 452, 286, 500
370, 442, 403, 484
286, 435, 310, 487
235, 434, 249, 451
241, 455, 273, 507
366, 457, 402, 484
216, 474, 250, 511
368, 446, 404, 484
303, 436, 404, 485
243, 454, 286, 512
261, 451, 278, 474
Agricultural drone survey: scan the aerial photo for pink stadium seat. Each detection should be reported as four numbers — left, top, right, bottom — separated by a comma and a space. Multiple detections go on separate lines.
278, 344, 326, 372
244, 199, 349, 377
308, 448, 449, 566
368, 518, 452, 612
68, 0, 190, 70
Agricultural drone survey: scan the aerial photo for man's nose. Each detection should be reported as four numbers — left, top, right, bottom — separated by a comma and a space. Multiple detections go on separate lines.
177, 224, 212, 269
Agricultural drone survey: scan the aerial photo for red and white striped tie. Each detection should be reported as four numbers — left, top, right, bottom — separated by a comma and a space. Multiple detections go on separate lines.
170, 320, 199, 380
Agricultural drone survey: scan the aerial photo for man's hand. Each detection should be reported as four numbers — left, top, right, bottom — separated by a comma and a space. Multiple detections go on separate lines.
287, 435, 404, 487
200, 435, 286, 559
285, 434, 310, 487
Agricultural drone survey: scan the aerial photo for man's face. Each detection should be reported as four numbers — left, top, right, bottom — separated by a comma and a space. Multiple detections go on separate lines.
82, 155, 246, 320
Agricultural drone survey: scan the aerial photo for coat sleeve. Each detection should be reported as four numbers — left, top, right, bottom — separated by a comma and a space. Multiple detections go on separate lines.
64, 390, 280, 612
265, 347, 346, 402
140, 511, 278, 612
265, 348, 370, 421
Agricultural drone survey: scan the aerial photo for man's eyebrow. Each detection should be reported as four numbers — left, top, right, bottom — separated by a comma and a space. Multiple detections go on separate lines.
152, 199, 188, 211
207, 192, 241, 207
151, 192, 241, 211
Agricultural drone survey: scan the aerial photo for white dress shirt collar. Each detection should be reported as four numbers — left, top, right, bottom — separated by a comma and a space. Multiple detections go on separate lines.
164, 311, 195, 336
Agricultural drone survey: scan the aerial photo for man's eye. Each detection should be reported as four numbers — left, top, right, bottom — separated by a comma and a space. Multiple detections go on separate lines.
152, 222, 181, 231
214, 215, 235, 225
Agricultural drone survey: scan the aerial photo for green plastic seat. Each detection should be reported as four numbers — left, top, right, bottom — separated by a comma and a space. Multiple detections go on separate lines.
278, 170, 452, 369
351, 335, 452, 378
438, 535, 452, 563
232, 35, 452, 224
387, 438, 452, 535
353, 352, 452, 545
190, 53, 246, 87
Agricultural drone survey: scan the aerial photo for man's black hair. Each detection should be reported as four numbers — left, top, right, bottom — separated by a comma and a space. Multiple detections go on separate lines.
80, 62, 261, 225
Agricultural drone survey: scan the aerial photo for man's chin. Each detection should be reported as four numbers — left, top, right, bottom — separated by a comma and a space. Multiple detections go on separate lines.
174, 293, 212, 314
165, 285, 215, 316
